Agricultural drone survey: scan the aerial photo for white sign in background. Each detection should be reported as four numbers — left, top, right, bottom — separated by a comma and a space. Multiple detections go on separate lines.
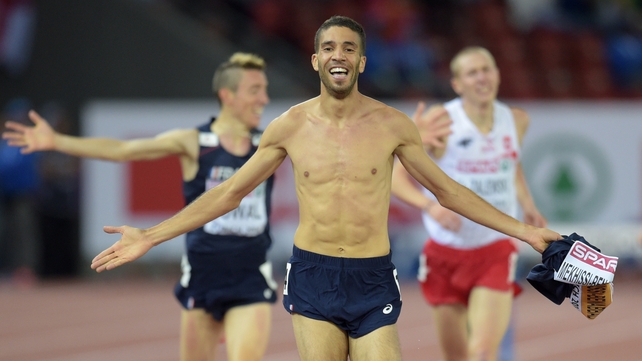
81, 100, 642, 265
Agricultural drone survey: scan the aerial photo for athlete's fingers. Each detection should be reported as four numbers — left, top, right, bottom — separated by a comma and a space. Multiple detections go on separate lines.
447, 222, 459, 232
91, 250, 118, 272
5, 139, 26, 148
411, 101, 426, 123
421, 109, 452, 148
2, 136, 31, 152
103, 225, 124, 235
427, 136, 447, 149
93, 253, 126, 272
435, 116, 453, 132
3, 120, 28, 133
91, 226, 125, 261
533, 242, 547, 254
92, 245, 117, 263
434, 108, 449, 119
2, 132, 24, 142
28, 110, 46, 125
105, 258, 129, 271
92, 238, 120, 264
424, 108, 449, 125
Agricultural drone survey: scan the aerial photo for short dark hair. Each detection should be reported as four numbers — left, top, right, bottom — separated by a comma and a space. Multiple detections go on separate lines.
314, 16, 366, 55
212, 52, 266, 104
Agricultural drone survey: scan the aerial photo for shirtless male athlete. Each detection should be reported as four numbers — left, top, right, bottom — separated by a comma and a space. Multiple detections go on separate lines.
87, 16, 561, 361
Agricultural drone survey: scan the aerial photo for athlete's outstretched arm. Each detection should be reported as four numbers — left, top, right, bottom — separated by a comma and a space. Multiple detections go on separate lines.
90, 119, 289, 272
2, 110, 195, 161
392, 115, 560, 253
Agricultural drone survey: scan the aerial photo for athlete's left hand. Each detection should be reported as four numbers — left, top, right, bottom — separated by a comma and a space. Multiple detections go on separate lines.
523, 227, 562, 254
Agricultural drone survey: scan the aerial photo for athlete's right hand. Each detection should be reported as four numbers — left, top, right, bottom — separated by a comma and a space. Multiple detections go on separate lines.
2, 110, 56, 154
91, 225, 154, 272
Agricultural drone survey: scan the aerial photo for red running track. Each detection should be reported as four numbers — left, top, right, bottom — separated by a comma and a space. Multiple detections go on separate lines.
1, 272, 641, 361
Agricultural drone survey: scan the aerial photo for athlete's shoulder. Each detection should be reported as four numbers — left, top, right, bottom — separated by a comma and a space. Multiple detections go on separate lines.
156, 127, 199, 142
285, 99, 313, 118
507, 105, 530, 128
428, 102, 447, 112
376, 100, 415, 130
504, 104, 530, 140
426, 103, 450, 121
507, 104, 528, 119
196, 119, 215, 132
268, 100, 309, 133
259, 99, 314, 145
357, 95, 409, 121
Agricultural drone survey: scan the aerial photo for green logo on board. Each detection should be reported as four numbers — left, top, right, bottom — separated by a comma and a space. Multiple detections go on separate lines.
522, 134, 611, 222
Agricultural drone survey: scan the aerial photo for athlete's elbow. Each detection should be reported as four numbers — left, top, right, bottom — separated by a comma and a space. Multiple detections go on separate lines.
436, 196, 457, 212
432, 185, 460, 210
99, 148, 136, 162
221, 186, 246, 210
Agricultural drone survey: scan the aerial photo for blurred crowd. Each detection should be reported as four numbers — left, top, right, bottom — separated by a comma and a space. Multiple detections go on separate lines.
0, 98, 80, 285
169, 0, 642, 99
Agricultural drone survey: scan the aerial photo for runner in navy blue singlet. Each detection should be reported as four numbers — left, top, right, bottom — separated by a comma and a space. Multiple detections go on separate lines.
175, 119, 277, 321
3, 53, 277, 361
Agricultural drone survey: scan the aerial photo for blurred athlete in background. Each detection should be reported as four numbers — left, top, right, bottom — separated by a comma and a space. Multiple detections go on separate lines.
392, 46, 547, 361
4, 52, 276, 361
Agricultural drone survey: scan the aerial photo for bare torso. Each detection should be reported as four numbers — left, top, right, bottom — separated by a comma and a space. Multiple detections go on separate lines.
279, 96, 403, 258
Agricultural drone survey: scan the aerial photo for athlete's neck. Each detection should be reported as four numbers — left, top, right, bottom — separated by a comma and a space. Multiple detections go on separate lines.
211, 111, 251, 138
462, 99, 494, 134
211, 111, 252, 156
318, 88, 363, 124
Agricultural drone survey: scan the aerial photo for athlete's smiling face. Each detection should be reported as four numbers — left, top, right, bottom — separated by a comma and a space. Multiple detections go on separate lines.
228, 69, 269, 129
451, 51, 500, 106
312, 26, 366, 99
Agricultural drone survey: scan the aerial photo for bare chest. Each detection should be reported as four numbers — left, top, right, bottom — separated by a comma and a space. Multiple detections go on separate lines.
288, 123, 394, 182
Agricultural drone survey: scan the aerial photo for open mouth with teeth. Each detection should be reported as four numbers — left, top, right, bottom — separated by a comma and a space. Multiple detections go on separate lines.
330, 67, 348, 79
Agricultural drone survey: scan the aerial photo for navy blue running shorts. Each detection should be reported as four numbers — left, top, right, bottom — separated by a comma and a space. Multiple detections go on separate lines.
282, 245, 402, 338
174, 248, 277, 321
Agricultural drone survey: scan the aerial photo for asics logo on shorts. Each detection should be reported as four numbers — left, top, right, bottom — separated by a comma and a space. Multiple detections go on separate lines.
383, 304, 393, 314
